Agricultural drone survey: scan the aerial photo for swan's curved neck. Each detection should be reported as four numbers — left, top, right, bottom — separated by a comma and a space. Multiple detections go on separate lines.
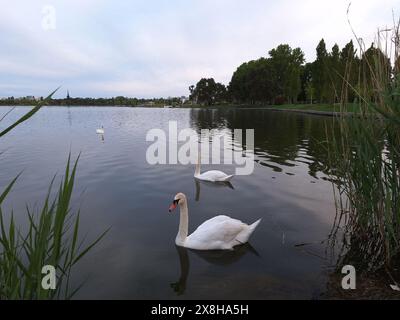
195, 150, 201, 177
176, 201, 189, 245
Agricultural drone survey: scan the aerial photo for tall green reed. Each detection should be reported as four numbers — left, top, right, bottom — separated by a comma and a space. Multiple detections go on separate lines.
0, 92, 108, 299
328, 19, 400, 274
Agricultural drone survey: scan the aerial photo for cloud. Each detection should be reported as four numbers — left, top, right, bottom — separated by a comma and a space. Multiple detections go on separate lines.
0, 0, 399, 98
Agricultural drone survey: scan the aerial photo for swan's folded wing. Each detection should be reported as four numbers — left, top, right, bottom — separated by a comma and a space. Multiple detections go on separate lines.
190, 215, 246, 244
194, 215, 231, 228
198, 170, 229, 181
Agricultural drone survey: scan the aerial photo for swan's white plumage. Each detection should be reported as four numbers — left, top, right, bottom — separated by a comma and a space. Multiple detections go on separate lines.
171, 193, 261, 250
186, 215, 247, 250
194, 151, 234, 182
195, 170, 233, 182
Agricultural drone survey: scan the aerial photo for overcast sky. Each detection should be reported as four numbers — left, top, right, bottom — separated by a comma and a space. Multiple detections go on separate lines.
0, 0, 399, 98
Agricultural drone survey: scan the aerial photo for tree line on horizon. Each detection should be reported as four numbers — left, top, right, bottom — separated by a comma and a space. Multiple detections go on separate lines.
0, 95, 184, 106
189, 38, 398, 106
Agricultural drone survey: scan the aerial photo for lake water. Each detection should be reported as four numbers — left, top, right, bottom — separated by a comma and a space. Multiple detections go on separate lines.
0, 106, 339, 299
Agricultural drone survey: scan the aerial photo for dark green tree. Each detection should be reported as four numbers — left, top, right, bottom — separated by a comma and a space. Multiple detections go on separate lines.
228, 58, 277, 104
268, 44, 305, 103
339, 40, 359, 103
312, 39, 329, 102
327, 43, 341, 103
299, 63, 314, 103
189, 78, 227, 105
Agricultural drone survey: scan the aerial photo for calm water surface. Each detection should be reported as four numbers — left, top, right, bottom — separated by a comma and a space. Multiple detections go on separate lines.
0, 106, 339, 299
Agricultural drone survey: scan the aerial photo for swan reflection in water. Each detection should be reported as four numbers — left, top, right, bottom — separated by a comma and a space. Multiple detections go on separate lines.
194, 178, 234, 202
170, 243, 260, 295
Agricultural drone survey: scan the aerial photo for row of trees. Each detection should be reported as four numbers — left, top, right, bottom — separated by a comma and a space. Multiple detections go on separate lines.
190, 39, 398, 105
0, 96, 185, 106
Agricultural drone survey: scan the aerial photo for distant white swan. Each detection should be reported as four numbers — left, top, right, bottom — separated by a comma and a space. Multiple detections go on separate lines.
96, 126, 104, 134
194, 150, 234, 182
168, 193, 261, 250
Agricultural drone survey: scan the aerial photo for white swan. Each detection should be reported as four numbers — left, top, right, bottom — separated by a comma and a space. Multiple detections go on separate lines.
194, 151, 234, 182
168, 193, 261, 250
96, 126, 105, 134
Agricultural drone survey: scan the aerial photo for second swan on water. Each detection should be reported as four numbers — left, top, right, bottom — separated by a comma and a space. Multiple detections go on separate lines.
168, 193, 261, 250
194, 150, 234, 182
96, 126, 105, 134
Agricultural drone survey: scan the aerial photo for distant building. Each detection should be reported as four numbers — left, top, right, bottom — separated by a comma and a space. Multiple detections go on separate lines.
180, 96, 188, 104
67, 90, 70, 99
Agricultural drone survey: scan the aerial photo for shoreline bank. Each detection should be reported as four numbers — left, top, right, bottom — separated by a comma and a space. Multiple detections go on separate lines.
0, 104, 359, 117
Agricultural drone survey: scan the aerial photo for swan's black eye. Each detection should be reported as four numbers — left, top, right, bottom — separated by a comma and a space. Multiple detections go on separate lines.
173, 199, 180, 205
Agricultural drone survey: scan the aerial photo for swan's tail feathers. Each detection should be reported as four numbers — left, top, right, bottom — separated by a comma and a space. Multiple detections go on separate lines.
221, 175, 234, 182
249, 218, 262, 235
236, 218, 262, 244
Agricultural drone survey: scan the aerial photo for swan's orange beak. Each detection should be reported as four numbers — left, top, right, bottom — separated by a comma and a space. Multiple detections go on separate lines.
168, 199, 179, 212
169, 199, 179, 213
169, 203, 177, 212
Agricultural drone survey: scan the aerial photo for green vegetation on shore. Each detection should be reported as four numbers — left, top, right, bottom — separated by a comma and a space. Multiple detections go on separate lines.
174, 102, 362, 114
258, 103, 360, 113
